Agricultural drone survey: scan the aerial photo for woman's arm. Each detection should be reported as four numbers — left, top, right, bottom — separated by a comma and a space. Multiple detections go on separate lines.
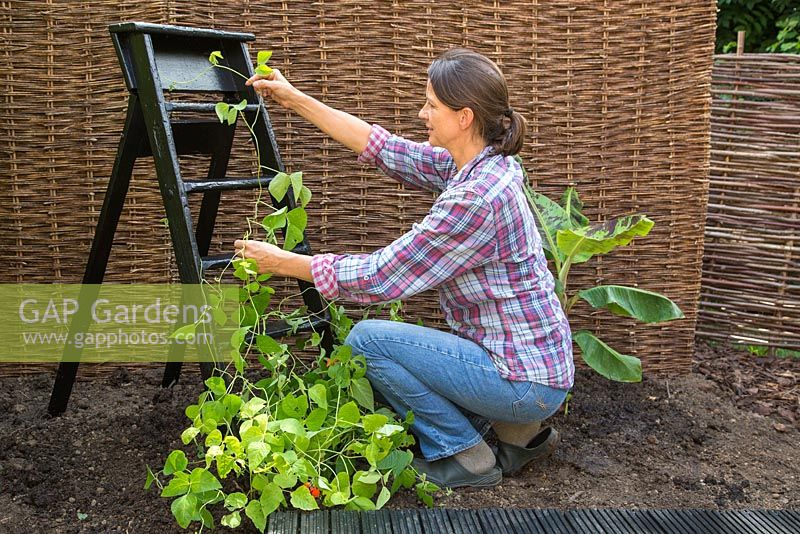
247, 69, 371, 155
311, 188, 497, 304
248, 70, 455, 192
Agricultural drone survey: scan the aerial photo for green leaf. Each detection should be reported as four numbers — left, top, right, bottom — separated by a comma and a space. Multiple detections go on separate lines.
205, 376, 227, 397
269, 172, 291, 201
376, 423, 404, 438
233, 258, 259, 280
169, 323, 196, 339
224, 492, 248, 511
223, 394, 243, 419
233, 98, 248, 111
161, 473, 191, 497
185, 404, 200, 420
221, 511, 241, 528
283, 224, 305, 251
290, 485, 319, 511
227, 107, 238, 126
199, 508, 214, 529
215, 102, 229, 124
308, 383, 328, 409
189, 468, 222, 493
362, 413, 388, 433
245, 500, 267, 532
247, 441, 270, 468
205, 429, 223, 447
279, 394, 308, 419
286, 207, 307, 232
298, 186, 312, 208
330, 491, 350, 506
377, 449, 413, 477
347, 496, 377, 510
560, 187, 589, 227
259, 483, 284, 516
523, 184, 572, 261
376, 486, 391, 509
77, 512, 88, 521
212, 306, 227, 326
416, 480, 438, 507
577, 285, 684, 323
357, 471, 381, 484
392, 467, 416, 492
209, 50, 223, 65
171, 494, 198, 529
261, 207, 287, 231
337, 401, 360, 426
289, 172, 303, 202
257, 50, 273, 65
305, 408, 327, 433
573, 330, 642, 383
144, 466, 156, 490
350, 377, 374, 412
240, 397, 267, 418
273, 472, 297, 489
278, 418, 306, 437
233, 351, 246, 374
256, 334, 283, 356
352, 471, 377, 499
255, 64, 273, 76
164, 450, 187, 476
557, 215, 654, 264
230, 326, 250, 349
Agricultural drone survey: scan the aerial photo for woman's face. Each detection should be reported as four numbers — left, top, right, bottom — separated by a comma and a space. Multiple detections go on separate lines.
418, 81, 463, 149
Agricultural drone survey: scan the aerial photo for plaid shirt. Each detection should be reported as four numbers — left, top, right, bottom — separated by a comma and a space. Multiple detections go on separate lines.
311, 125, 574, 389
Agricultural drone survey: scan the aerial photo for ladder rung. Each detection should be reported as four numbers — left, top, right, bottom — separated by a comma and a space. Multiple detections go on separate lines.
165, 102, 261, 113
201, 243, 312, 271
246, 312, 331, 341
201, 253, 236, 271
184, 175, 276, 194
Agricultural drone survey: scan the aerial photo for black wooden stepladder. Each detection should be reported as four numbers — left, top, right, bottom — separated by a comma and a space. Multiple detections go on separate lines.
48, 22, 332, 415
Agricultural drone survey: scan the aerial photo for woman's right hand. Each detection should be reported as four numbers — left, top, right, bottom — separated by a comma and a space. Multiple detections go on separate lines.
246, 68, 299, 109
246, 65, 372, 155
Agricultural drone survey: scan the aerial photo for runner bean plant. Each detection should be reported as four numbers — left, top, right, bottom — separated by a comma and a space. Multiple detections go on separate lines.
146, 51, 438, 532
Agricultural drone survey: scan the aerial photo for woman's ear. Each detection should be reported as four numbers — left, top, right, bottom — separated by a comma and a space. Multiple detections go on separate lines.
460, 107, 475, 130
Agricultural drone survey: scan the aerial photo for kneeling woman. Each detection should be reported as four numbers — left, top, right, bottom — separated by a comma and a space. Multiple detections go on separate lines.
235, 48, 574, 488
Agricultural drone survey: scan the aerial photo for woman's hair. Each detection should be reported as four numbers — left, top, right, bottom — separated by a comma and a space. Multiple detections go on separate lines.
427, 48, 526, 156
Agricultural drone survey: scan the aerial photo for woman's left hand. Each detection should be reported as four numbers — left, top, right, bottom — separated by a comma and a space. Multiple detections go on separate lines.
233, 239, 287, 275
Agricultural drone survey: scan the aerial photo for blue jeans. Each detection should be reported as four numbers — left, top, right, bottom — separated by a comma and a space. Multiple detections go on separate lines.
345, 320, 569, 461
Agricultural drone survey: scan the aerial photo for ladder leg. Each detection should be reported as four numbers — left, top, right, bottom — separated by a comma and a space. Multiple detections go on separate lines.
161, 191, 221, 386
162, 134, 235, 387
161, 194, 222, 386
49, 96, 146, 415
128, 32, 213, 384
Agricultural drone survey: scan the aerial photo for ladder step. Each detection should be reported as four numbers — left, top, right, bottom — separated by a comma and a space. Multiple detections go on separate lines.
166, 102, 261, 113
248, 312, 330, 341
201, 253, 236, 271
201, 243, 312, 271
184, 174, 276, 193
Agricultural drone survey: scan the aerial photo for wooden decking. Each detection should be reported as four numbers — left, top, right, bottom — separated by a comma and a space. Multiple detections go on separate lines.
264, 507, 800, 533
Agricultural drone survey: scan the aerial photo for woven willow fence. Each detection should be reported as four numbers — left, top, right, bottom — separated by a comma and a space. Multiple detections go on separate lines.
0, 1, 716, 377
698, 54, 800, 350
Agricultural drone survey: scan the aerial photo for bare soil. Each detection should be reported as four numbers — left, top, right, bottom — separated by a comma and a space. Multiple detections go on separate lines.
0, 341, 797, 533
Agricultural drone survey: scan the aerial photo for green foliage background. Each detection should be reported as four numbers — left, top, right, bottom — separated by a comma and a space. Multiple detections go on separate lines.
717, 0, 800, 53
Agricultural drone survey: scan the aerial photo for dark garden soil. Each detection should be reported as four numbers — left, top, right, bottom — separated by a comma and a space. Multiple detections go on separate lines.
0, 341, 797, 533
